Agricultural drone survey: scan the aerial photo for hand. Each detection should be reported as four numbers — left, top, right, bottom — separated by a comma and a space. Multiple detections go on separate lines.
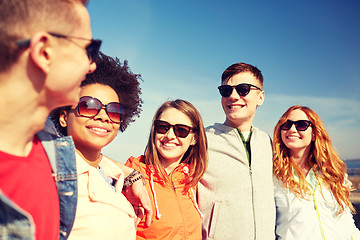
123, 179, 153, 227
133, 205, 145, 226
344, 173, 353, 189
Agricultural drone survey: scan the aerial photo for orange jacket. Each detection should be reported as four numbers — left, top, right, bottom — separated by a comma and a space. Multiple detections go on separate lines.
125, 155, 202, 240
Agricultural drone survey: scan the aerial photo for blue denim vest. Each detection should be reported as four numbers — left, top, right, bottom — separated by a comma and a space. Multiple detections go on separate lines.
0, 121, 77, 240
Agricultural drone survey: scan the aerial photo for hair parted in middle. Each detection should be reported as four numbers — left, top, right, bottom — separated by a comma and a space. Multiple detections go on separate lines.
273, 105, 354, 214
144, 99, 208, 191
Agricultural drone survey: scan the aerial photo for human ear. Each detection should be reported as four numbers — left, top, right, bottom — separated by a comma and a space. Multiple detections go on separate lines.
190, 135, 197, 146
257, 90, 265, 106
59, 110, 68, 128
29, 32, 53, 73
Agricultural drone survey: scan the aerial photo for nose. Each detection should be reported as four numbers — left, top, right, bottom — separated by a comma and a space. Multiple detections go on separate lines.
88, 61, 97, 74
94, 107, 110, 122
229, 87, 240, 99
289, 123, 297, 132
165, 126, 176, 139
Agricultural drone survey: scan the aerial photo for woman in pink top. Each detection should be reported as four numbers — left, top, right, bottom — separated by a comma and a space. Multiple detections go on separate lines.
50, 52, 143, 240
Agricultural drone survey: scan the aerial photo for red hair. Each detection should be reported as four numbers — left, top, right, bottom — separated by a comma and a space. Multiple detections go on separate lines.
273, 105, 354, 214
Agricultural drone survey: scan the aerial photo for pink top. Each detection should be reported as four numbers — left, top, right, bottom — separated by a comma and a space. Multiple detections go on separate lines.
67, 153, 136, 240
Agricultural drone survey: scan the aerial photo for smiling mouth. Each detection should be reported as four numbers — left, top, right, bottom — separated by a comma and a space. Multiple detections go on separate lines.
286, 135, 300, 140
161, 142, 177, 149
228, 104, 244, 109
88, 127, 109, 133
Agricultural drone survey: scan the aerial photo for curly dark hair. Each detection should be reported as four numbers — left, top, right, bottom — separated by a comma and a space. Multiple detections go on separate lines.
49, 51, 143, 136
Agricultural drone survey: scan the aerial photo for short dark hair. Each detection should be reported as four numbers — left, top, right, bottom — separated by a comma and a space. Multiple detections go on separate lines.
50, 51, 143, 136
221, 62, 264, 87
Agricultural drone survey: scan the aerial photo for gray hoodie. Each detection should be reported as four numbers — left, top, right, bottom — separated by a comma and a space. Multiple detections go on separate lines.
198, 123, 275, 240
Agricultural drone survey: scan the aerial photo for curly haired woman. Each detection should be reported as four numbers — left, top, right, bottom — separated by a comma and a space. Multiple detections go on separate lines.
50, 52, 143, 240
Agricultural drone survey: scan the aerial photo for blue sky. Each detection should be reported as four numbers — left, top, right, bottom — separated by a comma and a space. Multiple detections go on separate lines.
87, 0, 360, 162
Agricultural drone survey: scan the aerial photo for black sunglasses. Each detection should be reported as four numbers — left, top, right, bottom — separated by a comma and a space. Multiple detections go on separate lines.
154, 120, 197, 138
48, 32, 102, 62
15, 32, 102, 62
218, 83, 262, 97
280, 120, 312, 131
75, 96, 125, 123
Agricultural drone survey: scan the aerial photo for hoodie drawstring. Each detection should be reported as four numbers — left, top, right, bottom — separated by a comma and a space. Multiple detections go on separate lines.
150, 172, 162, 219
190, 187, 204, 218
149, 168, 203, 220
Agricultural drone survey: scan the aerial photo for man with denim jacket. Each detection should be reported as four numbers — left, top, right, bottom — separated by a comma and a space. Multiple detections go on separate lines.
0, 1, 153, 239
0, 0, 98, 239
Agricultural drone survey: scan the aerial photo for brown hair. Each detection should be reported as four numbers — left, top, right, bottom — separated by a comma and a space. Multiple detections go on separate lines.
144, 99, 208, 191
221, 62, 264, 87
0, 0, 89, 71
273, 105, 354, 214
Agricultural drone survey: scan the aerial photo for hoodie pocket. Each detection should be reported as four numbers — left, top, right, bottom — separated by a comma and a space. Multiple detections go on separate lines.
208, 201, 221, 238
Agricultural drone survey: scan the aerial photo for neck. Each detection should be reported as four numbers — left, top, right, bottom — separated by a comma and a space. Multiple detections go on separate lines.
0, 65, 51, 156
76, 147, 102, 168
0, 91, 50, 156
161, 157, 182, 175
290, 146, 312, 176
224, 118, 253, 132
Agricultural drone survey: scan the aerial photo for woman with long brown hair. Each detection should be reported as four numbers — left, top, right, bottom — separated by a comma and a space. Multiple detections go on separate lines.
125, 99, 208, 240
273, 105, 359, 239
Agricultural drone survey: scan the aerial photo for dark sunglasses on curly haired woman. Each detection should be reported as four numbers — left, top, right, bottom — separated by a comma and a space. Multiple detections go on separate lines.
218, 83, 262, 97
75, 96, 125, 123
154, 120, 198, 138
280, 120, 312, 131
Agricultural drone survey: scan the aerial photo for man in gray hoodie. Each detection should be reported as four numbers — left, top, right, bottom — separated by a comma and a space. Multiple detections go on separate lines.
198, 63, 275, 240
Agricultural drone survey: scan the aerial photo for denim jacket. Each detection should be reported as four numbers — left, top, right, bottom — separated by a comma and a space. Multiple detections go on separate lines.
0, 120, 78, 240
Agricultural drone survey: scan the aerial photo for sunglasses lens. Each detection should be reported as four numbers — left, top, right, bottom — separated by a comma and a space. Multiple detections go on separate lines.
86, 39, 102, 61
235, 84, 251, 96
281, 121, 293, 130
78, 97, 101, 117
155, 121, 170, 134
218, 85, 233, 97
296, 121, 311, 131
106, 103, 124, 123
174, 125, 191, 138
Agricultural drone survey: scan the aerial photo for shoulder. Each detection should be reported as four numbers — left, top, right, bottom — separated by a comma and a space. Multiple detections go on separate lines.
251, 126, 272, 143
205, 123, 238, 139
37, 118, 60, 139
252, 126, 271, 138
206, 123, 231, 133
99, 155, 125, 177
125, 155, 146, 172
273, 176, 285, 189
